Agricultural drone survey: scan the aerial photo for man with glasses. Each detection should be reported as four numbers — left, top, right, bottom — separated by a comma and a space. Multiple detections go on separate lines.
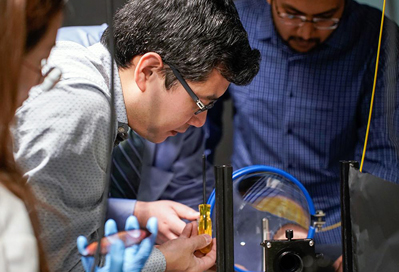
55, 23, 225, 245
13, 0, 260, 271
271, 0, 343, 52
207, 0, 399, 268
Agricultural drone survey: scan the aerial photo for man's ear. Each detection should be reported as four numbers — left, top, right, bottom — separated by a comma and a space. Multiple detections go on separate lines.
134, 52, 163, 92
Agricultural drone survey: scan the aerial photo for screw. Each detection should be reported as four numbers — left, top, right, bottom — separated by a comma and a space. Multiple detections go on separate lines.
309, 240, 314, 247
267, 242, 272, 248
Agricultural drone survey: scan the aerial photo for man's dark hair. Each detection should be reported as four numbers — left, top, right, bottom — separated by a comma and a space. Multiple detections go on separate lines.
102, 0, 260, 88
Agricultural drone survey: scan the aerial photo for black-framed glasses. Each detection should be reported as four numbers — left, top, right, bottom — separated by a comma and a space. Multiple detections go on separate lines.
274, 1, 340, 30
168, 63, 216, 115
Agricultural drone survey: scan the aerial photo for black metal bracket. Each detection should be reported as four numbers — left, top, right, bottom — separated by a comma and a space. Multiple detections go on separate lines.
340, 160, 359, 272
215, 165, 234, 271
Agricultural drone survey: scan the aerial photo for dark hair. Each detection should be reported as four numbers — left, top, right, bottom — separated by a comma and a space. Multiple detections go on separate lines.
102, 0, 260, 89
25, 0, 65, 53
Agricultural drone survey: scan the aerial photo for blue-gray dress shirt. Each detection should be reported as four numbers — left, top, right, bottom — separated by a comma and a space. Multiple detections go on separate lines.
56, 25, 215, 212
13, 42, 166, 271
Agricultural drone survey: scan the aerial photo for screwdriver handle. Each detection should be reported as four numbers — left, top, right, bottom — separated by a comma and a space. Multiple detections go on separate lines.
198, 204, 213, 254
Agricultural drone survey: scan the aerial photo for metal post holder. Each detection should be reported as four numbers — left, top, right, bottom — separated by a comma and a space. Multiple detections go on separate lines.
215, 165, 234, 272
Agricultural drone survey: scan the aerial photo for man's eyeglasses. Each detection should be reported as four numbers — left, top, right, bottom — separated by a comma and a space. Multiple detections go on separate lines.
274, 2, 340, 30
168, 63, 216, 115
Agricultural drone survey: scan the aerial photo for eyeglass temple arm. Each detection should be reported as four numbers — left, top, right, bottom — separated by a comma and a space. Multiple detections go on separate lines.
168, 64, 205, 109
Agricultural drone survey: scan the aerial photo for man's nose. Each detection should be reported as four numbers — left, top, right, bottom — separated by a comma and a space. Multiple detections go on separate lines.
187, 111, 207, 127
297, 21, 315, 40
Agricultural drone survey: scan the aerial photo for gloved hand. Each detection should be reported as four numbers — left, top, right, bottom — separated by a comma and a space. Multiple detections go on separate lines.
77, 216, 158, 272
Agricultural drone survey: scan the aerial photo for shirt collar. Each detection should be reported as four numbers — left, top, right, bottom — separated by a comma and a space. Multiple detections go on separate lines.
92, 43, 129, 126
112, 63, 129, 125
89, 43, 129, 146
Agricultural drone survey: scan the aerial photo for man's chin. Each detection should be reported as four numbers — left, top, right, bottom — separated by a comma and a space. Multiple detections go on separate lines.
288, 39, 320, 53
152, 136, 169, 144
143, 133, 167, 144
289, 43, 316, 53
145, 130, 181, 143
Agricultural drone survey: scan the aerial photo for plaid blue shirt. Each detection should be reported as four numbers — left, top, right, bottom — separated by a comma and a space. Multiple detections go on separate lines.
207, 0, 399, 244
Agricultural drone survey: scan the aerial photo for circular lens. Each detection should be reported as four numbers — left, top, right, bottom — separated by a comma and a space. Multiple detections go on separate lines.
277, 251, 304, 272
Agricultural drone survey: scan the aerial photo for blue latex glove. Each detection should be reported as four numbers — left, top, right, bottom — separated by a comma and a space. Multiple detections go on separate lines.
122, 216, 158, 271
77, 216, 158, 272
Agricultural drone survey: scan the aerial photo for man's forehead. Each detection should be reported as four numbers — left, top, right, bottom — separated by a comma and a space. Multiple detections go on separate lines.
193, 69, 229, 100
278, 0, 345, 15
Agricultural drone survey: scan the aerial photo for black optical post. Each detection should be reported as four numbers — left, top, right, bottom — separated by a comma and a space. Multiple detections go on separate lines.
214, 165, 234, 272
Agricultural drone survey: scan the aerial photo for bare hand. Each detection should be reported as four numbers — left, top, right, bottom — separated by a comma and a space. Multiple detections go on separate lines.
333, 256, 343, 272
158, 222, 216, 272
134, 200, 199, 244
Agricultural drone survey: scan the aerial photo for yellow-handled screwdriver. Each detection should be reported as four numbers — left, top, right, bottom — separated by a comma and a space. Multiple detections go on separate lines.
198, 155, 213, 254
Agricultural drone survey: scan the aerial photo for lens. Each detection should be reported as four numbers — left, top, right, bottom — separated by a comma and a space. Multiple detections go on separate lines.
314, 18, 335, 27
313, 18, 339, 29
277, 251, 303, 272
282, 17, 303, 26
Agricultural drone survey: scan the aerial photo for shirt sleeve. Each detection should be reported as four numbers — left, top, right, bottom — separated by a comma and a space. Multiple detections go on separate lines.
56, 24, 107, 47
141, 248, 166, 272
107, 198, 136, 231
13, 79, 112, 271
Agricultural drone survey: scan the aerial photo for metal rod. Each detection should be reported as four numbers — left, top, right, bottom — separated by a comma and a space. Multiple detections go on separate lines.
214, 165, 225, 272
262, 218, 269, 271
202, 154, 207, 230
203, 154, 206, 204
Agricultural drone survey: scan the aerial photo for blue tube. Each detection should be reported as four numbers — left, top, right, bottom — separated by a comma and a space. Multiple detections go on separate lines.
208, 165, 316, 239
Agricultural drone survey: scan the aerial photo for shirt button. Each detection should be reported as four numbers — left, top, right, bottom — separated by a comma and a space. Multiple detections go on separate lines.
287, 128, 292, 134
288, 164, 293, 169
118, 127, 126, 133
